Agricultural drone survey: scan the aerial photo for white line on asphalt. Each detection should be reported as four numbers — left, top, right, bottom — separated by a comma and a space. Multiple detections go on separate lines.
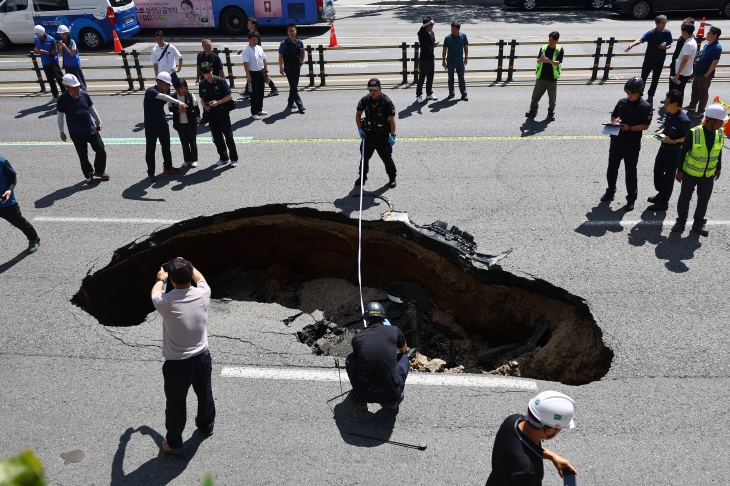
221, 366, 537, 390
583, 220, 730, 226
33, 217, 180, 224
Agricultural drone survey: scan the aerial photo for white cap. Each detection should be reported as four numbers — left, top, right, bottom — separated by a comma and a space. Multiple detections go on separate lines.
527, 390, 576, 430
62, 73, 81, 87
57, 25, 69, 34
34, 25, 45, 35
156, 71, 172, 84
705, 103, 728, 122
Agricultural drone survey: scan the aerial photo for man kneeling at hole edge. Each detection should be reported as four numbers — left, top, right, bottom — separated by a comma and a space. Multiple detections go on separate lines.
486, 391, 578, 486
346, 302, 409, 411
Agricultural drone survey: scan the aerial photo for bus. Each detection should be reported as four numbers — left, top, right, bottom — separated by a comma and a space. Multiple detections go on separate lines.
134, 0, 334, 35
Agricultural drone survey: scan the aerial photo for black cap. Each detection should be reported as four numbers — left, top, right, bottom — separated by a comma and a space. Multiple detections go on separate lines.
367, 78, 381, 90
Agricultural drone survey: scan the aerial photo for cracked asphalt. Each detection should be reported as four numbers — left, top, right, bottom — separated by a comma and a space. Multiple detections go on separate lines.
2, 7, 730, 486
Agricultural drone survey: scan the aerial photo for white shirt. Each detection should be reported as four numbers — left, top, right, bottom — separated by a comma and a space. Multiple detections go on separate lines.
676, 37, 697, 77
152, 280, 211, 360
151, 43, 182, 74
242, 45, 266, 71
168, 92, 203, 124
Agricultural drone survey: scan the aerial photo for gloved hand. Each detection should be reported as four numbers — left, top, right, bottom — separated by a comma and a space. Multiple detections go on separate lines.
389, 134, 396, 147
358, 128, 365, 139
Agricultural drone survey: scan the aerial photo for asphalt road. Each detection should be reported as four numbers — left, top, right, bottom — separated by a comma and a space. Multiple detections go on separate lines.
2, 4, 730, 486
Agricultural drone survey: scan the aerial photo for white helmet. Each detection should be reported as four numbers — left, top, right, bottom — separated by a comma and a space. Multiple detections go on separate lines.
62, 73, 80, 87
156, 71, 172, 84
527, 390, 575, 430
705, 104, 728, 122
34, 25, 45, 36
57, 25, 70, 34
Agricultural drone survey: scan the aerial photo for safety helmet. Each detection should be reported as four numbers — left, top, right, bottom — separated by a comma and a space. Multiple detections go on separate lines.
57, 25, 69, 34
705, 103, 728, 122
624, 76, 644, 94
156, 71, 172, 84
527, 390, 576, 430
34, 25, 45, 36
62, 74, 80, 87
363, 302, 386, 320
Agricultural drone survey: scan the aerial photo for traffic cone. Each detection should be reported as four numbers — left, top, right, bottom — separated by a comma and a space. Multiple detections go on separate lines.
328, 23, 340, 48
112, 30, 122, 54
697, 17, 706, 42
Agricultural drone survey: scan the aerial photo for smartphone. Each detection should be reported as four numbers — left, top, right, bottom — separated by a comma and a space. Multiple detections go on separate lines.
661, 42, 667, 47
0, 193, 8, 203
563, 471, 577, 486
654, 134, 666, 141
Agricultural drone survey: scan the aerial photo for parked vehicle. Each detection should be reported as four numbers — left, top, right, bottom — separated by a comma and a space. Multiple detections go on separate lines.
608, 0, 730, 20
504, 0, 606, 11
0, 0, 140, 51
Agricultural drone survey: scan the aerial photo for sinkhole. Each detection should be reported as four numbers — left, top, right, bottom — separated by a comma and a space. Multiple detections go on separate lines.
72, 204, 613, 385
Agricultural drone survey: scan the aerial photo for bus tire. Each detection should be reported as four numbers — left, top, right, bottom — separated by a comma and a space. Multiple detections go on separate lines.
0, 31, 10, 52
220, 7, 247, 36
79, 28, 104, 50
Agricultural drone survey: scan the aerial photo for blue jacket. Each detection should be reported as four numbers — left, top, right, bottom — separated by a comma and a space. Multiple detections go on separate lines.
0, 157, 18, 208
34, 34, 58, 65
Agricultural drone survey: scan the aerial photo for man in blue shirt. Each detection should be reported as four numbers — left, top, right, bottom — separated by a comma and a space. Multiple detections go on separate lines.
278, 24, 306, 113
144, 72, 187, 183
33, 25, 65, 100
624, 15, 672, 104
686, 27, 723, 118
57, 74, 108, 184
441, 21, 468, 101
0, 157, 40, 254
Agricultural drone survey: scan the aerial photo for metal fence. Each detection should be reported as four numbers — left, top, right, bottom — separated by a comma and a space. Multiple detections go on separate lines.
4, 38, 730, 93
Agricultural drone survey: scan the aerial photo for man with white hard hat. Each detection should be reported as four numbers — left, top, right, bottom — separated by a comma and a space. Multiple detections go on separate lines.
672, 103, 726, 236
485, 390, 578, 486
33, 25, 66, 100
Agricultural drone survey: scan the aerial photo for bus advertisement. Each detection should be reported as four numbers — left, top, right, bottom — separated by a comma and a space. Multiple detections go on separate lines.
134, 0, 334, 35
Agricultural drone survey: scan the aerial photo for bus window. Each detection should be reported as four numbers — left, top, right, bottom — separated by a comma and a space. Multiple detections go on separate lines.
3, 0, 29, 11
287, 2, 304, 18
108, 0, 134, 6
33, 0, 69, 11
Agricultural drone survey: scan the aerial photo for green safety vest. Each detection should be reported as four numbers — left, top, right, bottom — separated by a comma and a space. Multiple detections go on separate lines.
683, 126, 724, 178
535, 44, 562, 80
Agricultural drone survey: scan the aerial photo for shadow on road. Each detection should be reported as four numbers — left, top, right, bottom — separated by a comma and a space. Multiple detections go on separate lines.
575, 200, 626, 237
122, 177, 168, 201
170, 164, 232, 191
263, 106, 298, 125
520, 116, 553, 137
627, 207, 666, 247
398, 100, 426, 119
332, 399, 398, 448
15, 102, 56, 119
110, 425, 207, 486
0, 250, 29, 275
34, 181, 99, 208
655, 230, 702, 273
428, 98, 458, 113
333, 182, 391, 215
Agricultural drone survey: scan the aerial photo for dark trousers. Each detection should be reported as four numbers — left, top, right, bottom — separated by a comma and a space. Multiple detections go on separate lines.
268, 77, 277, 91
145, 123, 173, 175
689, 74, 712, 113
529, 78, 557, 114
345, 351, 409, 403
284, 68, 303, 107
447, 63, 466, 96
607, 139, 641, 202
42, 63, 65, 98
640, 61, 664, 98
653, 146, 680, 204
162, 349, 216, 449
676, 173, 715, 225
672, 74, 691, 103
416, 59, 434, 97
175, 123, 198, 162
0, 203, 39, 241
360, 135, 397, 180
209, 114, 238, 162
70, 130, 106, 177
250, 71, 265, 115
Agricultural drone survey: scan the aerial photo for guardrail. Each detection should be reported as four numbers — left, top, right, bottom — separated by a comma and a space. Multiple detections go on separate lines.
3, 38, 729, 93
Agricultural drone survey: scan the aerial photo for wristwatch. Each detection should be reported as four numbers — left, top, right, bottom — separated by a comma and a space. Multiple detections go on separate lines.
156, 278, 165, 283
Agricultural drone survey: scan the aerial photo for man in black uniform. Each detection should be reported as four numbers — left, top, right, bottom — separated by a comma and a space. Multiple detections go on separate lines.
199, 62, 238, 167
355, 78, 397, 188
345, 302, 409, 411
601, 77, 653, 211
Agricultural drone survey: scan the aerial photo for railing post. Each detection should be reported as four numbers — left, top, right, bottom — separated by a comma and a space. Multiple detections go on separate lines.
401, 41, 408, 84
306, 45, 315, 87
412, 41, 420, 84
317, 45, 326, 86
506, 39, 518, 82
220, 47, 235, 88
496, 39, 505, 82
590, 37, 603, 82
602, 37, 615, 81
120, 50, 134, 90
28, 51, 46, 93
131, 49, 144, 90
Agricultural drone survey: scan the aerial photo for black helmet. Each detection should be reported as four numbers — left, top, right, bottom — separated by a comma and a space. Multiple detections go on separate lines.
363, 302, 386, 320
624, 77, 644, 94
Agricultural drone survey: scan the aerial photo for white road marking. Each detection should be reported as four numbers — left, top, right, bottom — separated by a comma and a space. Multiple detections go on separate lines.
583, 220, 730, 226
33, 216, 180, 224
221, 366, 537, 390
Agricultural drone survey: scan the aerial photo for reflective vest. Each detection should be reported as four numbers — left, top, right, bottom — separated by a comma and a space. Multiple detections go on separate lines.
683, 126, 723, 178
535, 44, 561, 80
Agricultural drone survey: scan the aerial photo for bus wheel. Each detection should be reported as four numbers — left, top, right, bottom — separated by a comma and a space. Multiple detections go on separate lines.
0, 32, 10, 52
80, 28, 104, 50
220, 7, 247, 36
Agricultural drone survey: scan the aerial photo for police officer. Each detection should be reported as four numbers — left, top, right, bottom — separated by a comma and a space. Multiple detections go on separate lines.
33, 25, 65, 100
199, 62, 238, 167
144, 72, 187, 183
0, 156, 40, 254
345, 302, 409, 411
601, 77, 653, 211
672, 103, 726, 236
355, 78, 397, 188
647, 90, 690, 211
485, 391, 577, 486
278, 24, 306, 113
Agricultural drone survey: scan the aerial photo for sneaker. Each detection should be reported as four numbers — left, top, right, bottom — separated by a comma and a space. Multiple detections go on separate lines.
197, 427, 214, 438
388, 392, 405, 410
691, 111, 705, 118
148, 175, 156, 183
27, 240, 40, 254
269, 88, 279, 96
547, 112, 556, 121
298, 105, 306, 113
692, 223, 709, 236
191, 161, 198, 168
161, 440, 183, 454
426, 94, 438, 100
163, 166, 180, 174
252, 115, 261, 120
683, 104, 696, 111
416, 96, 424, 103
623, 202, 635, 212
348, 391, 367, 411
93, 172, 110, 181
216, 160, 226, 166
600, 190, 615, 202
525, 111, 537, 118
182, 161, 192, 167
461, 94, 468, 101
671, 221, 685, 233
647, 203, 668, 211
389, 178, 397, 188
85, 172, 94, 185
239, 89, 248, 96
258, 111, 268, 116
230, 160, 238, 167
447, 93, 455, 100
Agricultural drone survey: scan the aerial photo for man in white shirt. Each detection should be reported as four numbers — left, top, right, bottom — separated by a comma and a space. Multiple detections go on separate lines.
671, 23, 697, 100
242, 30, 268, 120
151, 30, 183, 88
151, 257, 215, 454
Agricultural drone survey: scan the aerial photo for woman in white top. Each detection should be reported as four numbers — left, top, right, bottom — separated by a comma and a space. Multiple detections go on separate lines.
168, 79, 204, 167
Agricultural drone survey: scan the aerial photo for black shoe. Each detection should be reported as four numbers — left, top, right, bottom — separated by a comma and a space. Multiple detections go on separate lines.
600, 190, 615, 202
647, 194, 660, 203
389, 178, 397, 188
269, 88, 279, 97
671, 222, 685, 233
647, 203, 668, 211
525, 111, 537, 118
148, 175, 156, 183
547, 112, 555, 121
461, 94, 468, 101
85, 172, 95, 185
692, 223, 709, 236
197, 427, 214, 438
447, 93, 455, 100
298, 105, 306, 113
623, 202, 635, 212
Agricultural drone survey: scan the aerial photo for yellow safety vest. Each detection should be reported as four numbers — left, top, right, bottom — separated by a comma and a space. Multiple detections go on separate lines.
535, 44, 562, 80
683, 126, 724, 178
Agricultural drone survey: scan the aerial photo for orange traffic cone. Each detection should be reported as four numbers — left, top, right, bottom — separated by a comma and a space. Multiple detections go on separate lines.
328, 23, 340, 48
112, 30, 122, 54
697, 17, 706, 41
